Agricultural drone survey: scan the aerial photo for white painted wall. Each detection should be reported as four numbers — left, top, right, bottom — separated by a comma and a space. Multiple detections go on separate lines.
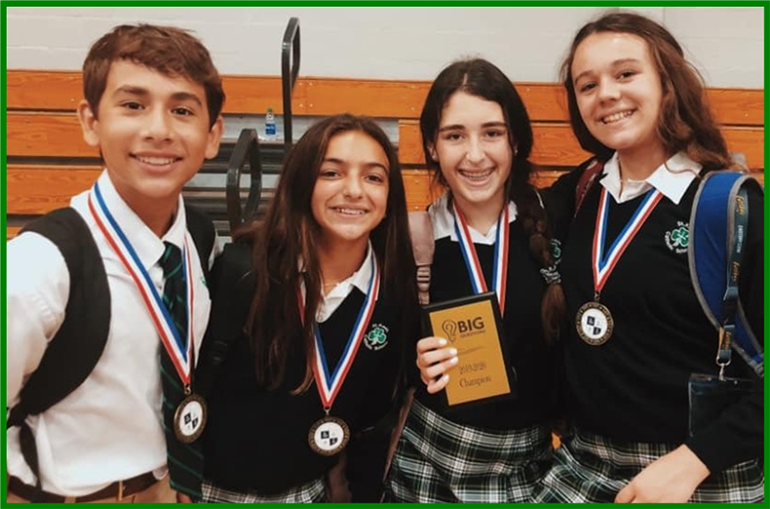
6, 5, 765, 88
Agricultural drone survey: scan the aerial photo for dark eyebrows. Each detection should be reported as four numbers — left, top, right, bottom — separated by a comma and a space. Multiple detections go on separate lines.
573, 58, 642, 84
112, 86, 203, 107
438, 121, 507, 132
321, 157, 389, 173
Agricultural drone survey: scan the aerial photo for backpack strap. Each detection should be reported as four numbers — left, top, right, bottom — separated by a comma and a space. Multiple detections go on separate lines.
408, 211, 435, 305
574, 158, 604, 216
184, 204, 216, 282
194, 241, 254, 398
379, 211, 435, 491
689, 171, 763, 377
7, 208, 110, 495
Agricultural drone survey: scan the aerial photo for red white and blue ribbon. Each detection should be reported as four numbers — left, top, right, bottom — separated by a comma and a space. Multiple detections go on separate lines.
592, 187, 663, 294
298, 256, 380, 410
452, 201, 510, 311
88, 182, 194, 386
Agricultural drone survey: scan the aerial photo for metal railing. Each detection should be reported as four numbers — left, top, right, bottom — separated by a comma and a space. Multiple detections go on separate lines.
225, 129, 262, 233
224, 17, 301, 233
281, 17, 301, 154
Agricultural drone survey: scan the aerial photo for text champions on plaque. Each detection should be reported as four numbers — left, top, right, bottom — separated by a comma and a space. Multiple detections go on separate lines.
423, 292, 513, 406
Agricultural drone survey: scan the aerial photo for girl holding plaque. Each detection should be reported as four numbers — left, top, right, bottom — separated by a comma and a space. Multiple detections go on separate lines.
387, 59, 566, 503
200, 114, 419, 502
534, 12, 764, 503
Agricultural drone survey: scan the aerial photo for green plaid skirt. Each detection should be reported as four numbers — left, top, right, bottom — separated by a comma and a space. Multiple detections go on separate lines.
201, 477, 326, 503
534, 428, 764, 503
386, 398, 553, 503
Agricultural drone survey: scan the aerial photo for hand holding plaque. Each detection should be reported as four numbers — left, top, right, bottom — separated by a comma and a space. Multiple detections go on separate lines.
422, 292, 514, 407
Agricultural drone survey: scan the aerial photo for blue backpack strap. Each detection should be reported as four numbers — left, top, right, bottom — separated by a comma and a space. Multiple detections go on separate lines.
689, 171, 763, 377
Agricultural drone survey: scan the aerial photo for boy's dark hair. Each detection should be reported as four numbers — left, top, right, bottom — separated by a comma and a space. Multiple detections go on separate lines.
82, 24, 225, 128
420, 58, 565, 343
561, 12, 732, 171
246, 114, 419, 390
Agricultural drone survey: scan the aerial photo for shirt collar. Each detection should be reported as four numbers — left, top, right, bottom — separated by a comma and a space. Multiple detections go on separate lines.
428, 192, 518, 244
325, 241, 375, 297
93, 170, 187, 269
301, 241, 376, 323
601, 152, 702, 205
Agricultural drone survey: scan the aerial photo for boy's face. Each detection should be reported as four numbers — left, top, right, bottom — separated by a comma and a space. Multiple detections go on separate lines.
78, 60, 222, 215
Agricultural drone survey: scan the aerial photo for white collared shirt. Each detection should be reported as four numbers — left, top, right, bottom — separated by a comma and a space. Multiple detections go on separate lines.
300, 242, 376, 324
428, 193, 518, 244
601, 151, 703, 205
6, 171, 213, 496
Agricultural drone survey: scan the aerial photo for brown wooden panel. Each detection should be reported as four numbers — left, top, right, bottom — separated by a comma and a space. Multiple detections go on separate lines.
7, 165, 101, 214
397, 120, 424, 165
8, 71, 763, 126
7, 112, 96, 157
401, 169, 443, 211
6, 70, 82, 111
7, 226, 23, 240
707, 88, 764, 126
303, 78, 430, 118
723, 128, 764, 170
220, 75, 295, 114
530, 124, 592, 167
517, 84, 569, 122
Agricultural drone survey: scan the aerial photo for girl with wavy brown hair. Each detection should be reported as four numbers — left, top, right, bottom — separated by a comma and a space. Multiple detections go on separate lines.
534, 11, 763, 503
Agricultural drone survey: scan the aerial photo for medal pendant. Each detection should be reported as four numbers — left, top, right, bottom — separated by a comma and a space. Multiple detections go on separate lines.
173, 393, 207, 443
576, 301, 614, 346
308, 415, 350, 456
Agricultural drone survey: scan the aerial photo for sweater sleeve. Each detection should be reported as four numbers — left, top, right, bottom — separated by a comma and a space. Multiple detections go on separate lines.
685, 184, 764, 473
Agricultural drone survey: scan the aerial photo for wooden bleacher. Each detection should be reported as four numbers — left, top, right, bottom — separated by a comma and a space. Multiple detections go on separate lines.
6, 70, 765, 239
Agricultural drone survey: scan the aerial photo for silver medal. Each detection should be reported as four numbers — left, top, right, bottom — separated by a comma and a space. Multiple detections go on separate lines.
308, 416, 350, 456
173, 393, 207, 443
576, 301, 614, 346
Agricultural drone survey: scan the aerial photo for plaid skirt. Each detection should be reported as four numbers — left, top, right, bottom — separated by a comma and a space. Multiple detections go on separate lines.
533, 428, 764, 503
201, 477, 326, 503
386, 398, 553, 503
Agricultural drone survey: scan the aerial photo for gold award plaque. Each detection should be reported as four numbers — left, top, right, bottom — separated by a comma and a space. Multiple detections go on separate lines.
425, 294, 511, 406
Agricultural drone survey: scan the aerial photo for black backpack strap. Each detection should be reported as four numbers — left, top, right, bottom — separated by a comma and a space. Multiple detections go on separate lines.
184, 204, 216, 282
8, 208, 110, 496
195, 241, 254, 398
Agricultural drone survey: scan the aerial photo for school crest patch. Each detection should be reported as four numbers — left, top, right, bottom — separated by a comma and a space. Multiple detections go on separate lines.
364, 324, 389, 351
664, 221, 689, 254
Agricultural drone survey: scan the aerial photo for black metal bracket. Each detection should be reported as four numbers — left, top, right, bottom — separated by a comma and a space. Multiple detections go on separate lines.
226, 128, 262, 233
281, 17, 301, 154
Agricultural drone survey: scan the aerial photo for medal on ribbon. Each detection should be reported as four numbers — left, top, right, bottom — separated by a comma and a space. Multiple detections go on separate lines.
88, 182, 206, 442
577, 187, 662, 345
298, 255, 380, 456
452, 201, 510, 311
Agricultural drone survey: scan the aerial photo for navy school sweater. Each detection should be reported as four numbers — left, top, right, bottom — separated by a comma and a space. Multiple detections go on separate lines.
202, 245, 409, 500
559, 175, 763, 473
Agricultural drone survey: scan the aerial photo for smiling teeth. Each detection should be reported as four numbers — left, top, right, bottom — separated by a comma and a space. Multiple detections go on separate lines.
602, 111, 633, 124
136, 156, 175, 165
336, 208, 365, 215
459, 169, 493, 181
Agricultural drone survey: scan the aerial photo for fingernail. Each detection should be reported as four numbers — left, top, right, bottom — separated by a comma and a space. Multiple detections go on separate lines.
449, 348, 458, 356
449, 356, 458, 365
438, 338, 447, 347
443, 374, 450, 382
